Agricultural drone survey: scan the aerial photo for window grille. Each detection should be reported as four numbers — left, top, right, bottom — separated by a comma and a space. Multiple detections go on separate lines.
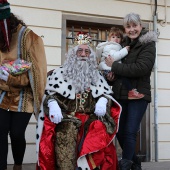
66, 20, 123, 52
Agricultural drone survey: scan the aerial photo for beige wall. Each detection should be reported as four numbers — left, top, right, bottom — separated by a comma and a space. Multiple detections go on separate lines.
8, 0, 170, 163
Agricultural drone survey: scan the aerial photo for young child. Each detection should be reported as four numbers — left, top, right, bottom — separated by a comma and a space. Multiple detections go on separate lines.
96, 27, 144, 99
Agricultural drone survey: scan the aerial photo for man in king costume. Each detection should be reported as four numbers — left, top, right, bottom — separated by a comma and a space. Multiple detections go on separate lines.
36, 33, 121, 170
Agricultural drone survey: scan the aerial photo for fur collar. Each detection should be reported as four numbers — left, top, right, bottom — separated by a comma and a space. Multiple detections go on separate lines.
139, 31, 157, 44
45, 67, 113, 99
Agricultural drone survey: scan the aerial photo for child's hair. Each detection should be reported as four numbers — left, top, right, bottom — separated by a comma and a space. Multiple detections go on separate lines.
108, 27, 124, 41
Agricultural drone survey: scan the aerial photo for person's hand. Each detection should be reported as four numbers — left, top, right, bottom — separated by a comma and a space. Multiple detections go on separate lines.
94, 97, 108, 116
126, 46, 130, 51
105, 55, 114, 67
0, 70, 9, 82
106, 71, 115, 82
48, 100, 63, 124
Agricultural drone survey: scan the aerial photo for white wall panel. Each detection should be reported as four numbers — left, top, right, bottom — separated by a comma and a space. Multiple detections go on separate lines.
157, 56, 170, 72
29, 27, 61, 47
150, 106, 170, 124
152, 124, 170, 141
157, 39, 170, 56
157, 108, 170, 124
152, 142, 170, 160
45, 47, 61, 65
11, 6, 62, 28
25, 125, 36, 143
158, 24, 170, 40
151, 89, 170, 107
30, 115, 36, 123
10, 0, 170, 22
159, 125, 170, 142
10, 0, 156, 20
151, 72, 170, 89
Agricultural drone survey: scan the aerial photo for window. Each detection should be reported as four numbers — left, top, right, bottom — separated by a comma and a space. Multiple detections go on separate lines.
66, 20, 124, 52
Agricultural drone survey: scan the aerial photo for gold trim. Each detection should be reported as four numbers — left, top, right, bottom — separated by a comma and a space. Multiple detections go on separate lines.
88, 154, 96, 169
21, 28, 31, 112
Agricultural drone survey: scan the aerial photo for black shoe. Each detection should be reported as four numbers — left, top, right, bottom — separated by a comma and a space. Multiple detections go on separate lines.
131, 163, 142, 170
119, 159, 133, 170
131, 156, 142, 170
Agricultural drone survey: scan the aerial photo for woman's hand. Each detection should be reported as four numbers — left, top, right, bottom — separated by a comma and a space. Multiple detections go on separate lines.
105, 55, 114, 67
106, 71, 115, 81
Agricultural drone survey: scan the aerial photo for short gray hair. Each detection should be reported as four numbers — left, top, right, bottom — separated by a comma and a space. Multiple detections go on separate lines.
123, 13, 141, 27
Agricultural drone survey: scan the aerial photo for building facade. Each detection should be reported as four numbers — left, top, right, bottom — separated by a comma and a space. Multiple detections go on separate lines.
8, 0, 170, 163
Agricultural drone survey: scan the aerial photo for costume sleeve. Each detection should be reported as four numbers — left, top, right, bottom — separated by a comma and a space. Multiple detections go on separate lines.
111, 42, 156, 78
6, 72, 29, 87
27, 33, 47, 118
98, 60, 111, 71
96, 42, 108, 59
109, 47, 128, 61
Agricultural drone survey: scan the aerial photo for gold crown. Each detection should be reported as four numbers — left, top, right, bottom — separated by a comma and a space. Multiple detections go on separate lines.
74, 32, 92, 45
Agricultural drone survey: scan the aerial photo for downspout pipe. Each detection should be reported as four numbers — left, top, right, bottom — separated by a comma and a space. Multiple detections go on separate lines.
153, 0, 158, 162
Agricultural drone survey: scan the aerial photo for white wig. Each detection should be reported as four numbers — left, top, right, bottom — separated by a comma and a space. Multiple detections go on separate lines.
62, 45, 99, 93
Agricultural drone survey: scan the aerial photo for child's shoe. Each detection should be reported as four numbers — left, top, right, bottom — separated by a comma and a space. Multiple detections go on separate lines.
128, 89, 144, 99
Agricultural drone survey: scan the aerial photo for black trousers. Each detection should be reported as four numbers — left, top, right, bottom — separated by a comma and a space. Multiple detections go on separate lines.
0, 108, 32, 170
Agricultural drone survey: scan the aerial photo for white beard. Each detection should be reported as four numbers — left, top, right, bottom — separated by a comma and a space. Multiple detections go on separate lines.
72, 59, 92, 93
63, 56, 98, 93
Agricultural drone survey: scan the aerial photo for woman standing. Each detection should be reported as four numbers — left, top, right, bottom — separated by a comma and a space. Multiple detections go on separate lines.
0, 1, 47, 170
105, 13, 157, 170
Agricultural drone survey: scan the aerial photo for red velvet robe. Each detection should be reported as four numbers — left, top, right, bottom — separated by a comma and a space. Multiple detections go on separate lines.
37, 103, 120, 170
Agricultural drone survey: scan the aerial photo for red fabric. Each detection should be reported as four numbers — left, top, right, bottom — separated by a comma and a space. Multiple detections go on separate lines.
110, 102, 121, 133
86, 143, 118, 170
77, 31, 88, 35
78, 102, 121, 169
79, 120, 111, 156
75, 113, 89, 148
37, 115, 56, 170
79, 102, 120, 156
38, 102, 121, 170
0, 0, 8, 3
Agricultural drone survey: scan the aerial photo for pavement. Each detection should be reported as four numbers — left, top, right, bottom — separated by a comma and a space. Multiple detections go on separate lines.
7, 162, 170, 170
142, 161, 170, 170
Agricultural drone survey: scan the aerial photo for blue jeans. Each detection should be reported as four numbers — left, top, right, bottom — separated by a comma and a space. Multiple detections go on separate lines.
116, 99, 148, 161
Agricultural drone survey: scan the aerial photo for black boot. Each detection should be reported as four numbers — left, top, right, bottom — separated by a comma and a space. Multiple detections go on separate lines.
119, 159, 132, 170
131, 157, 142, 170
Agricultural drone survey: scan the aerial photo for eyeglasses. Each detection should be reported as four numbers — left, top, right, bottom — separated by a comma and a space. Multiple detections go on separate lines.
77, 48, 91, 56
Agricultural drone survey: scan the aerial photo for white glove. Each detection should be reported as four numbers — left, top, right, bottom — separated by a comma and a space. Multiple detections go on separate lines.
0, 70, 9, 82
48, 100, 63, 124
94, 97, 108, 116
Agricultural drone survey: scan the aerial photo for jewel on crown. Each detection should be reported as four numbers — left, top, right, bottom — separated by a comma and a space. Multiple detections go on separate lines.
74, 32, 92, 45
